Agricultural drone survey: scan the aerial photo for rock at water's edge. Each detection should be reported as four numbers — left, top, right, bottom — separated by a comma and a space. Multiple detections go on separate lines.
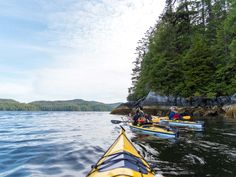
111, 92, 236, 118
222, 104, 236, 118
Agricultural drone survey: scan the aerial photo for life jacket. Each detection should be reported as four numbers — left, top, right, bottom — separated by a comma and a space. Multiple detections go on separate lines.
173, 113, 181, 120
169, 111, 175, 120
138, 117, 146, 123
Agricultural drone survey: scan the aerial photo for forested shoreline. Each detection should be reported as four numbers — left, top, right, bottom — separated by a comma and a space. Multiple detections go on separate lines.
0, 99, 120, 111
128, 0, 236, 101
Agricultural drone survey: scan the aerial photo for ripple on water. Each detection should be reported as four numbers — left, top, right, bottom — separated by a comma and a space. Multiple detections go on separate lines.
0, 112, 236, 177
39, 166, 63, 175
4, 168, 31, 177
183, 154, 205, 165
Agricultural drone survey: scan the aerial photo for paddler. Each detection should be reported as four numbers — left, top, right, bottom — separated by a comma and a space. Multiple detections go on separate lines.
132, 107, 144, 125
168, 106, 182, 120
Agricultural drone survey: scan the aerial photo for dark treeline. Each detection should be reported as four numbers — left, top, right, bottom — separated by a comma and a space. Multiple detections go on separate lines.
0, 99, 120, 111
128, 0, 236, 101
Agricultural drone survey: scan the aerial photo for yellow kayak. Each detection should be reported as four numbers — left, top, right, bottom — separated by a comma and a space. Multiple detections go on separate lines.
129, 123, 178, 138
87, 127, 156, 177
152, 115, 191, 121
151, 116, 170, 123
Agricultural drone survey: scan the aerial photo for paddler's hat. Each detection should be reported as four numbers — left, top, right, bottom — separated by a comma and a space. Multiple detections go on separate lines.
170, 106, 177, 111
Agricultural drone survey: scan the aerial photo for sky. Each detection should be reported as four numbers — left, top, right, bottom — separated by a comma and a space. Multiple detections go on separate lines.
0, 0, 165, 103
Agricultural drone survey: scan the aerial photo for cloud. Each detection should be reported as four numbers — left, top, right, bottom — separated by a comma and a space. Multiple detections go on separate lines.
0, 82, 33, 102
0, 0, 165, 103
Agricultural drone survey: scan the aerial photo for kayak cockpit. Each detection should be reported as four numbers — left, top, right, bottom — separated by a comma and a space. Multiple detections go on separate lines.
94, 151, 150, 174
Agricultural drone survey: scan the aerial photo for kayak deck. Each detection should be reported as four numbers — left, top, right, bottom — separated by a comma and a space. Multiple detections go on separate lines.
87, 127, 155, 177
129, 123, 178, 138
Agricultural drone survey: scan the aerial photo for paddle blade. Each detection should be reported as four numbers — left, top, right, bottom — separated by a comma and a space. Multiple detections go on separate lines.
111, 120, 123, 124
183, 116, 191, 120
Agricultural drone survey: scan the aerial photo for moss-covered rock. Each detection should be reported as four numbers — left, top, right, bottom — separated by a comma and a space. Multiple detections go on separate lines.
222, 104, 236, 118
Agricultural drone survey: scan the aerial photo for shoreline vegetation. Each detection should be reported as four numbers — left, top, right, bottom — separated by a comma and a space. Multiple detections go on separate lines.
114, 0, 236, 119
0, 99, 121, 111
112, 0, 236, 118
128, 0, 236, 101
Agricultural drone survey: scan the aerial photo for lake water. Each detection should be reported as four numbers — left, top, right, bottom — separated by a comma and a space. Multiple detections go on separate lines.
0, 112, 235, 177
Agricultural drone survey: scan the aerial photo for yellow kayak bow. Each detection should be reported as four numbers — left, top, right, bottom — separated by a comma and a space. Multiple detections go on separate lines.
87, 127, 156, 177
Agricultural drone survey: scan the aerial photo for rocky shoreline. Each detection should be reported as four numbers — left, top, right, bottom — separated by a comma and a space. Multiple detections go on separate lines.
111, 92, 236, 119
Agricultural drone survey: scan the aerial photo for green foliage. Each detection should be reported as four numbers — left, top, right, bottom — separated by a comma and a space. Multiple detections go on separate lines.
0, 99, 119, 111
0, 100, 38, 111
129, 0, 236, 100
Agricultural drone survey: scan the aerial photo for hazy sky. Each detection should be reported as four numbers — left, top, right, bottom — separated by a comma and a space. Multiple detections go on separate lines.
0, 0, 165, 103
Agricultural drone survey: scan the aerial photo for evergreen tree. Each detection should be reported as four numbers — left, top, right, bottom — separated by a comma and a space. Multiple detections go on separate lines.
129, 0, 236, 100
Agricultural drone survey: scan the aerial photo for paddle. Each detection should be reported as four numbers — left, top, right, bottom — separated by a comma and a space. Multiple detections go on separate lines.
111, 120, 129, 124
111, 118, 168, 127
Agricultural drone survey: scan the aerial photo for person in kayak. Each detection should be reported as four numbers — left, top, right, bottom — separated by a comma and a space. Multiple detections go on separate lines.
136, 113, 153, 126
144, 113, 153, 124
169, 106, 182, 120
132, 107, 144, 125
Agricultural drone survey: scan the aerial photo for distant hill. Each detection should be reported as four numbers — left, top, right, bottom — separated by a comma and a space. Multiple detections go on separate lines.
106, 102, 122, 109
0, 99, 122, 111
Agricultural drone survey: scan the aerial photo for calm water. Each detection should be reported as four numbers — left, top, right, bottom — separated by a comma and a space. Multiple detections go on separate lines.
0, 112, 235, 177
